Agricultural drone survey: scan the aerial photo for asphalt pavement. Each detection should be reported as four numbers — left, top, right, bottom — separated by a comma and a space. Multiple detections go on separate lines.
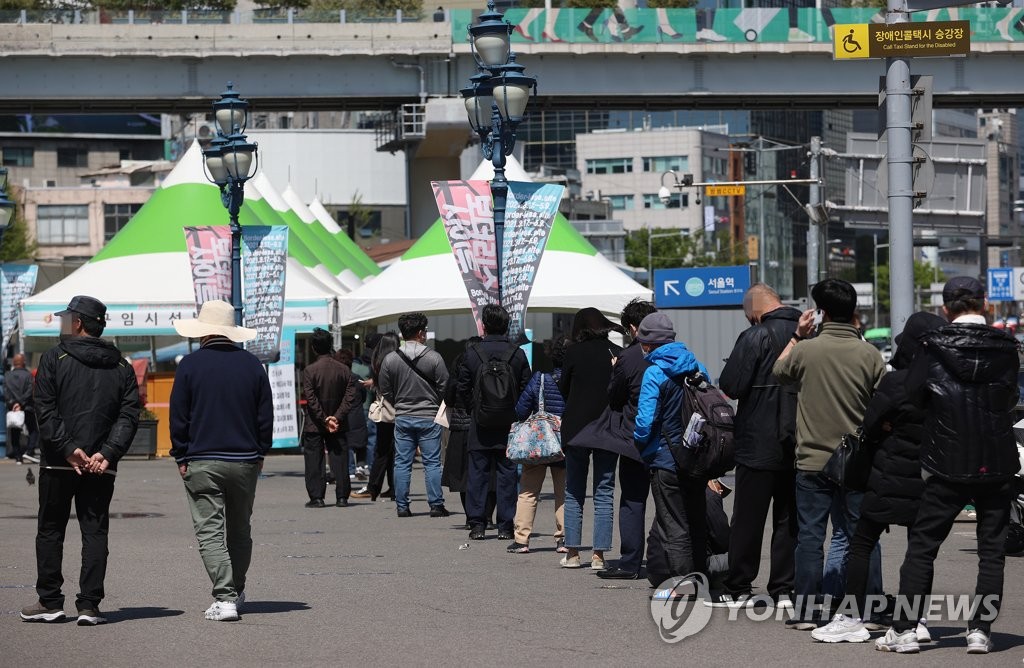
1, 455, 1022, 667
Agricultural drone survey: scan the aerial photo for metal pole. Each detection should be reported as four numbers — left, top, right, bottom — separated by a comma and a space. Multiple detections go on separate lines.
807, 136, 821, 294
886, 0, 914, 337
873, 233, 879, 327
228, 180, 244, 327
757, 139, 766, 283
490, 106, 506, 304
647, 221, 653, 288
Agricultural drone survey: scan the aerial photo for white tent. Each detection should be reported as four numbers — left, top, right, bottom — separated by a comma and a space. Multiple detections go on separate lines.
337, 158, 651, 326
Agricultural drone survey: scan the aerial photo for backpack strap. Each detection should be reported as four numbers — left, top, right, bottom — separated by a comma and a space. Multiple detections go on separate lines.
395, 350, 440, 401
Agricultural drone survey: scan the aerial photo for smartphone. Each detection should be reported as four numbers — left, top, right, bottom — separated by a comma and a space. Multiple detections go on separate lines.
812, 309, 823, 328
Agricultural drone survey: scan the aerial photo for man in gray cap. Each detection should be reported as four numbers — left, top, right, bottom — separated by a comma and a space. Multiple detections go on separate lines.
21, 295, 140, 626
878, 276, 1020, 654
632, 312, 710, 582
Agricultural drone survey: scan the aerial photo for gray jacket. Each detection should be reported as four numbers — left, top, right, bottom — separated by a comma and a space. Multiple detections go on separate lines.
378, 341, 449, 419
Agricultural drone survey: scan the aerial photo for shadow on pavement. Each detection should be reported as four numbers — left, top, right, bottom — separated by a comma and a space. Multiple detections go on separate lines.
244, 601, 310, 615
922, 626, 1024, 653
106, 607, 185, 623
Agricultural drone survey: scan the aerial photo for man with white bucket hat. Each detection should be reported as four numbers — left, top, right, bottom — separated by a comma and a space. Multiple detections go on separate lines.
170, 300, 273, 622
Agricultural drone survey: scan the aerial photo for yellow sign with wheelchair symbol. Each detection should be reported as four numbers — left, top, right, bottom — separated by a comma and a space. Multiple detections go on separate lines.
834, 23, 869, 60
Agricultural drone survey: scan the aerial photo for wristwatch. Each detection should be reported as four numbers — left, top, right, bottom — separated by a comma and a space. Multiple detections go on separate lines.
791, 333, 806, 342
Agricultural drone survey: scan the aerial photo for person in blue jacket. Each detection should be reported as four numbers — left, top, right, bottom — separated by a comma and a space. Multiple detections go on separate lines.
633, 312, 710, 582
506, 336, 569, 554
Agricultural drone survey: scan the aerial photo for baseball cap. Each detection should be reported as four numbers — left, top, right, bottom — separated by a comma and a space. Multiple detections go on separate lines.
941, 276, 985, 304
54, 295, 107, 324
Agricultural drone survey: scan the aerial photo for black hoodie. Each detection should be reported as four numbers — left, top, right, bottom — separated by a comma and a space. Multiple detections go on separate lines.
907, 322, 1021, 482
35, 337, 140, 471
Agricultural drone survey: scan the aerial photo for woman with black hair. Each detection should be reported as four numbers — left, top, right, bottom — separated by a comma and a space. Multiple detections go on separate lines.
365, 332, 400, 501
558, 308, 624, 569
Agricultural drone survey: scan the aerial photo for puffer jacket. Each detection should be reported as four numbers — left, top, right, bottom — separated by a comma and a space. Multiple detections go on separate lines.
633, 342, 709, 469
719, 306, 800, 470
515, 369, 565, 420
908, 323, 1021, 481
859, 369, 926, 525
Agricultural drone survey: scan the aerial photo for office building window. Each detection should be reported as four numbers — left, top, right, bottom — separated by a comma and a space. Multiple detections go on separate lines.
37, 205, 90, 245
607, 194, 634, 210
642, 156, 688, 173
642, 193, 688, 209
2, 147, 33, 167
57, 148, 88, 168
104, 203, 142, 241
586, 158, 633, 175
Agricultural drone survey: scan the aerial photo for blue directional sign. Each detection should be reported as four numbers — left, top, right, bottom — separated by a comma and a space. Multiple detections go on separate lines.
987, 268, 1014, 302
654, 265, 751, 308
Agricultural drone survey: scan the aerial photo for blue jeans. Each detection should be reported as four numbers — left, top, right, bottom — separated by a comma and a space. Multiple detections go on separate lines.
393, 416, 444, 510
365, 418, 377, 470
794, 471, 881, 616
563, 446, 617, 551
823, 488, 882, 600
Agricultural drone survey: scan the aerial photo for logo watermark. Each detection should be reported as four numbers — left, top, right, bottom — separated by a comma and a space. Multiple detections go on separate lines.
648, 573, 712, 643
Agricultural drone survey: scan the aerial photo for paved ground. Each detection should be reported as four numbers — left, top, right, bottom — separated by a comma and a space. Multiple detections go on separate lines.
1, 455, 1022, 667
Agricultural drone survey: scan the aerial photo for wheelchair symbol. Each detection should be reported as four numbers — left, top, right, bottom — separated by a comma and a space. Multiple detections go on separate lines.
842, 29, 862, 53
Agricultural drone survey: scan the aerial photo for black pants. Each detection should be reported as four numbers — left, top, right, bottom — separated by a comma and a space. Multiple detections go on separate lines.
844, 515, 896, 619
649, 468, 708, 578
367, 421, 395, 498
302, 432, 350, 502
724, 465, 797, 597
617, 457, 650, 573
893, 476, 1013, 634
35, 469, 115, 610
466, 449, 517, 532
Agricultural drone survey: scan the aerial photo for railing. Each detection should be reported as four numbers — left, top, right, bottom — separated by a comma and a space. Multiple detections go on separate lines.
0, 8, 1021, 44
374, 104, 426, 152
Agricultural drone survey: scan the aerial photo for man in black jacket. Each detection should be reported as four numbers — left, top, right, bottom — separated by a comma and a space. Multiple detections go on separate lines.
878, 277, 1021, 655
710, 283, 800, 607
455, 304, 531, 541
301, 328, 356, 508
5, 353, 38, 464
21, 296, 140, 626
597, 298, 656, 579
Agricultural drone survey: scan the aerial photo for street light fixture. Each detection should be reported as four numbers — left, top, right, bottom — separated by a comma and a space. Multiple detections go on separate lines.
201, 82, 259, 327
462, 1, 537, 303
0, 167, 14, 231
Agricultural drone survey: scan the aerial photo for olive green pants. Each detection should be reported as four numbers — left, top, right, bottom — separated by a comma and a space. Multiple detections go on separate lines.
183, 460, 260, 602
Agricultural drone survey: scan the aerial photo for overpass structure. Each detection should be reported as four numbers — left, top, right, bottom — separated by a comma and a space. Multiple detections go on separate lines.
0, 8, 1023, 113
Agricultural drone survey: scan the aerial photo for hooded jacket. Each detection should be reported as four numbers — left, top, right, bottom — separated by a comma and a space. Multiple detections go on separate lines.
35, 337, 140, 471
633, 342, 709, 471
907, 322, 1021, 482
719, 306, 801, 470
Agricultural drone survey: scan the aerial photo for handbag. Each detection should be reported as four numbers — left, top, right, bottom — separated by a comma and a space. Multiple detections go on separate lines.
506, 375, 564, 465
368, 392, 395, 424
822, 429, 872, 491
6, 409, 25, 430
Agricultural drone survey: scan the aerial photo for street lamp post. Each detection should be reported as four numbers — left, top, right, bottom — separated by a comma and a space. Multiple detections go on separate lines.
201, 83, 259, 327
0, 167, 16, 406
461, 2, 537, 303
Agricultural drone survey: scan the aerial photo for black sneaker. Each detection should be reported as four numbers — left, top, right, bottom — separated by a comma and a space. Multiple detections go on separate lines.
429, 505, 450, 518
335, 499, 349, 508
304, 499, 325, 508
76, 608, 107, 626
506, 542, 529, 553
496, 528, 514, 540
396, 508, 412, 518
469, 526, 486, 540
20, 602, 65, 623
596, 567, 639, 580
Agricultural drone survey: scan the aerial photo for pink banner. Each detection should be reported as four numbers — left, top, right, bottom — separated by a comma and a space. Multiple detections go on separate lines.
183, 226, 232, 308
432, 180, 497, 336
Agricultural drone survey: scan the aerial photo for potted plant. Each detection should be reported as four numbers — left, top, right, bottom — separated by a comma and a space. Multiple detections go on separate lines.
127, 407, 159, 458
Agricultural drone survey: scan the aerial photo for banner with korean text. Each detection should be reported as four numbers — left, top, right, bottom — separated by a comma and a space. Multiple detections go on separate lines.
503, 182, 563, 343
1, 264, 38, 350
241, 225, 288, 364
432, 180, 498, 336
183, 226, 232, 306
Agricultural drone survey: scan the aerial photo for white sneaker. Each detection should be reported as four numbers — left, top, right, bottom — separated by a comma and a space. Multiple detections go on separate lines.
204, 600, 239, 621
874, 627, 920, 653
812, 614, 870, 643
696, 28, 726, 42
966, 628, 993, 654
915, 619, 931, 643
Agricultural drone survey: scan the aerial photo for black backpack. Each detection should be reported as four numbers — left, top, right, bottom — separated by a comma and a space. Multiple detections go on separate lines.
472, 344, 519, 428
669, 373, 736, 479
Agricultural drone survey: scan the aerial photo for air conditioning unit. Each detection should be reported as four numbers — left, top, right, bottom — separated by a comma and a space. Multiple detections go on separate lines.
194, 122, 219, 141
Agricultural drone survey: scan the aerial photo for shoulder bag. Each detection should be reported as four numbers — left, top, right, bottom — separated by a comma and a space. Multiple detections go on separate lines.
506, 375, 564, 465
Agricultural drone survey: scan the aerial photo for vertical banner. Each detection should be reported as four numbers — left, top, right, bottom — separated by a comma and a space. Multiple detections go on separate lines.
503, 182, 563, 342
183, 226, 232, 306
1, 264, 38, 350
432, 180, 498, 336
269, 326, 300, 449
241, 225, 288, 364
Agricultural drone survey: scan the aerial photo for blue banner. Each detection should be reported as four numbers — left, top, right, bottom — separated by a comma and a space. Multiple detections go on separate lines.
2, 264, 38, 350
242, 225, 288, 363
987, 268, 1014, 302
655, 266, 751, 308
503, 182, 564, 343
